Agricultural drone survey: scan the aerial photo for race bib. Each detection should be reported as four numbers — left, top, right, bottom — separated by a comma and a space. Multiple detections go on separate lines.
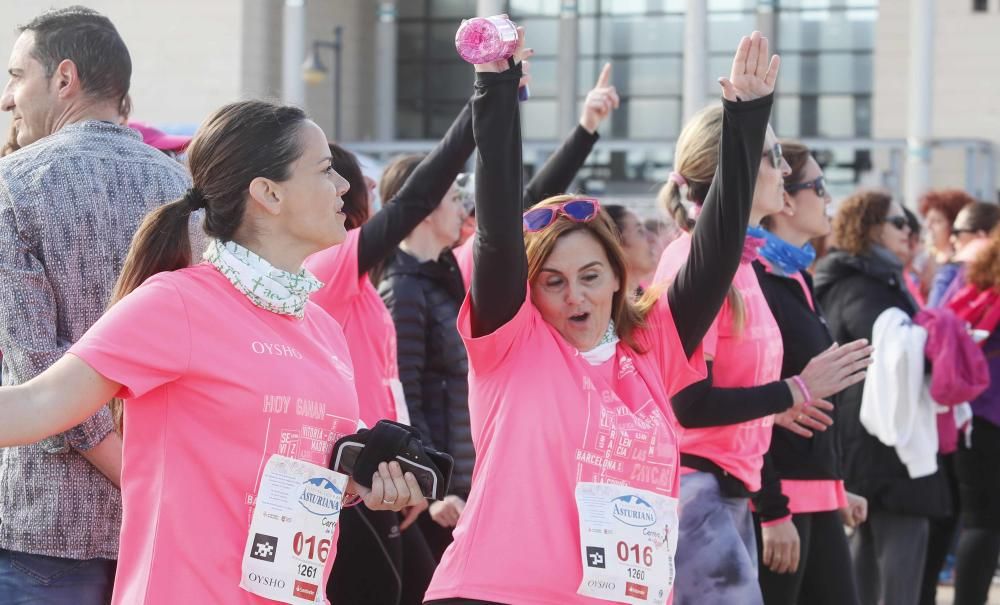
575, 482, 679, 605
240, 455, 348, 603
389, 378, 411, 425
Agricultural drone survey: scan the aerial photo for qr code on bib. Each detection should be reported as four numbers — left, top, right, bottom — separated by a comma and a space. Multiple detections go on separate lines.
250, 533, 278, 562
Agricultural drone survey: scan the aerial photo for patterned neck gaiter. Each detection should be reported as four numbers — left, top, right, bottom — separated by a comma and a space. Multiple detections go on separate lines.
204, 239, 323, 320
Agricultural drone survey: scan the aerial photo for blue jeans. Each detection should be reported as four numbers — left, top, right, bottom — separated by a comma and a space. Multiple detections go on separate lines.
0, 549, 115, 605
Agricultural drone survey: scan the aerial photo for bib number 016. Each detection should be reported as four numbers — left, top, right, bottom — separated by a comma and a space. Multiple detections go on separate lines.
293, 532, 331, 563
617, 541, 653, 567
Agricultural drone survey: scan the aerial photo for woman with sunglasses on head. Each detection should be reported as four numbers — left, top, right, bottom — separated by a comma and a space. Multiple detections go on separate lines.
926, 200, 1000, 309
813, 190, 951, 605
424, 30, 781, 605
654, 115, 871, 605
749, 141, 867, 605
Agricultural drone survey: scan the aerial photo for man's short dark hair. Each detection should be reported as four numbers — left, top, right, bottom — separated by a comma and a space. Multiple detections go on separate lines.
20, 6, 131, 104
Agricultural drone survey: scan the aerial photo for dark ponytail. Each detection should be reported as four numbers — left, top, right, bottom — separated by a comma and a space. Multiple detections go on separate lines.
109, 100, 309, 431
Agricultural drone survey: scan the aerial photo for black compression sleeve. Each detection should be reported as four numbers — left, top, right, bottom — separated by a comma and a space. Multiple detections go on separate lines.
671, 361, 793, 428
357, 99, 475, 276
468, 67, 526, 338
667, 95, 774, 358
753, 453, 792, 522
523, 125, 599, 208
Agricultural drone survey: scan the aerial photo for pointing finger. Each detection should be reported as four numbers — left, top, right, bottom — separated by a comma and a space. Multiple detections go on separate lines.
596, 62, 612, 88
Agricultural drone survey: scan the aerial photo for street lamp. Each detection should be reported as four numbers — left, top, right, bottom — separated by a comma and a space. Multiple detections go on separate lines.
302, 26, 343, 140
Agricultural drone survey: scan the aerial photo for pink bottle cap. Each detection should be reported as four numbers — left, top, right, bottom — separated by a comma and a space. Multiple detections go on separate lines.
455, 16, 519, 64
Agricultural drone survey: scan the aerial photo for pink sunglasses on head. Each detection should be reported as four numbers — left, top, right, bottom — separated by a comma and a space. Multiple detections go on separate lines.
522, 198, 601, 232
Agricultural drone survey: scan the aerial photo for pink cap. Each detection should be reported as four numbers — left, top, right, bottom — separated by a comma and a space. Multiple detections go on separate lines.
128, 121, 192, 152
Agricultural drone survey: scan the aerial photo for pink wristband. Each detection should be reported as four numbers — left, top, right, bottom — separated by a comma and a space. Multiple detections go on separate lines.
791, 375, 812, 404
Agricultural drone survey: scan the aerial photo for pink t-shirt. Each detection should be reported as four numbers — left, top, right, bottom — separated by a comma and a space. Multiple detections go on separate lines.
306, 228, 403, 427
654, 232, 783, 492
69, 264, 359, 605
424, 291, 705, 604
454, 236, 474, 289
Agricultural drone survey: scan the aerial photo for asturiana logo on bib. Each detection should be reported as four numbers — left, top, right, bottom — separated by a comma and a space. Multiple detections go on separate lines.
299, 477, 343, 516
611, 494, 657, 527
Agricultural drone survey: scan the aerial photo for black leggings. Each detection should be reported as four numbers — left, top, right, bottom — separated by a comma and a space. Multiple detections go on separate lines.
756, 510, 861, 605
954, 528, 1000, 605
327, 505, 437, 605
919, 454, 960, 605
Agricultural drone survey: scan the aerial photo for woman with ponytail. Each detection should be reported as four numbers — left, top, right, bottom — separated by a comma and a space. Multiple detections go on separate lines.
0, 100, 422, 604
654, 109, 872, 604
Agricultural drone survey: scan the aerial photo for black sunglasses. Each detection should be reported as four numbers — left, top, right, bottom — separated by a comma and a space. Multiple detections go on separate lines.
784, 175, 827, 198
764, 142, 783, 170
884, 215, 910, 231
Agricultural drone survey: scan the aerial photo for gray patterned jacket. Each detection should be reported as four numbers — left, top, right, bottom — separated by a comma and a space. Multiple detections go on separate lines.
0, 121, 191, 559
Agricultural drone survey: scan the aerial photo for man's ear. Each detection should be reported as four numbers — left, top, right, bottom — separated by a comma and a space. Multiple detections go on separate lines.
53, 59, 82, 100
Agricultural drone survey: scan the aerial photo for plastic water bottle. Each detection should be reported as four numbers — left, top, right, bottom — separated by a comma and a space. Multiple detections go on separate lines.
455, 16, 529, 101
455, 16, 519, 64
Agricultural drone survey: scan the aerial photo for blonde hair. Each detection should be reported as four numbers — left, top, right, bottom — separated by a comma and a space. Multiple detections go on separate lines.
656, 105, 746, 333
525, 195, 658, 352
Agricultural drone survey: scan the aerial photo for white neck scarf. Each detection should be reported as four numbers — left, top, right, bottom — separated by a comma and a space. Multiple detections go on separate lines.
204, 239, 323, 319
580, 320, 620, 366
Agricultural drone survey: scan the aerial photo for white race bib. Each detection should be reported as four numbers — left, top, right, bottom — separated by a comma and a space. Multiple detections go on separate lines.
575, 482, 679, 605
389, 378, 411, 425
240, 455, 348, 603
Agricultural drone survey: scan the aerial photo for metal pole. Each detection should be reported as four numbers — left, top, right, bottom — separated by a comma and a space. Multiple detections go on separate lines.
374, 1, 398, 141
683, 0, 707, 121
905, 0, 934, 209
282, 0, 306, 106
557, 0, 580, 134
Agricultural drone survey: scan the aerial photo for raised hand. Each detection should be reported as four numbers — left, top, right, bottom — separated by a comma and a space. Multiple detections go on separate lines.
579, 62, 620, 134
718, 31, 780, 102
472, 20, 534, 74
795, 339, 873, 402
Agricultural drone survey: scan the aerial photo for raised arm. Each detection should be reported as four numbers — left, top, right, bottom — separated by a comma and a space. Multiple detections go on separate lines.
667, 33, 780, 358
356, 99, 475, 276
469, 31, 530, 338
522, 63, 617, 207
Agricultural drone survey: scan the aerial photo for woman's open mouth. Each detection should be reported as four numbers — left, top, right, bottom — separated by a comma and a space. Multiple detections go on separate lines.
569, 312, 590, 323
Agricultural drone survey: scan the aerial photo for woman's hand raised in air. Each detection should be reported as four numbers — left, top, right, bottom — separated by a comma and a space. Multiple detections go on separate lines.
718, 31, 781, 103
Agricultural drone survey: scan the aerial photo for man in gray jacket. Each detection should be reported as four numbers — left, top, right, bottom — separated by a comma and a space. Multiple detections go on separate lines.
0, 7, 190, 602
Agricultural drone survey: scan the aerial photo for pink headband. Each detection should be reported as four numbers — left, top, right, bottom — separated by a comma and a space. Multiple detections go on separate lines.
668, 172, 688, 188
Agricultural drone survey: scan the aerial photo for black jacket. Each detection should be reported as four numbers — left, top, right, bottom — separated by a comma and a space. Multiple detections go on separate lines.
377, 249, 472, 497
752, 262, 840, 521
813, 249, 951, 518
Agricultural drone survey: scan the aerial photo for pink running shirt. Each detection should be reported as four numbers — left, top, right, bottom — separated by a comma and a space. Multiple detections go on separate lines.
69, 264, 359, 605
306, 228, 405, 427
654, 232, 783, 492
454, 235, 474, 289
424, 291, 705, 604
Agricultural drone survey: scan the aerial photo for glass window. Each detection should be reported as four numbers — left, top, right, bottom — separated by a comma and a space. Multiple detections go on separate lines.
429, 0, 478, 18
774, 96, 802, 138
622, 98, 681, 140
816, 95, 856, 137
707, 12, 757, 52
778, 53, 872, 95
398, 23, 426, 59
579, 14, 684, 54
515, 17, 560, 56
777, 8, 876, 51
522, 99, 560, 139
428, 101, 469, 137
428, 61, 477, 102
525, 58, 559, 98
510, 0, 562, 16
396, 101, 425, 139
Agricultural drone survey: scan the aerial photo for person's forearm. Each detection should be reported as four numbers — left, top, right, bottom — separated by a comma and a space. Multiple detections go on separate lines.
77, 429, 123, 488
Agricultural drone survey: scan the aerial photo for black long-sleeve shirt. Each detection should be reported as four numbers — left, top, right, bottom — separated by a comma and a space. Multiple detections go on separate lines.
468, 64, 774, 364
356, 100, 475, 276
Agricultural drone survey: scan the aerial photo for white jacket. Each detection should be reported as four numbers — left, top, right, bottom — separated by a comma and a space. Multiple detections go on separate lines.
860, 307, 938, 478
